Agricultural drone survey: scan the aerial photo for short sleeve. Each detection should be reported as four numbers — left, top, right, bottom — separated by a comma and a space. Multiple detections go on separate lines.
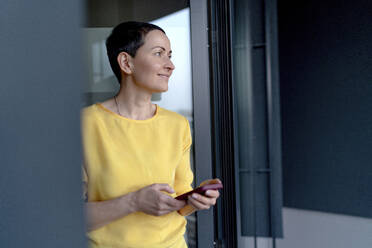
174, 117, 194, 196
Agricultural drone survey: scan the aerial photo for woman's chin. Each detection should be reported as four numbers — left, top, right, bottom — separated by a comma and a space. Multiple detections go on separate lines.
153, 85, 168, 93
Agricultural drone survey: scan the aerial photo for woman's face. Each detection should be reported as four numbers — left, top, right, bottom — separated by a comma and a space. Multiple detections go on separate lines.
130, 29, 175, 93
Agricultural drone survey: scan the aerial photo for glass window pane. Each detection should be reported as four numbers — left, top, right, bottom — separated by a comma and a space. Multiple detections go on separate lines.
82, 5, 196, 248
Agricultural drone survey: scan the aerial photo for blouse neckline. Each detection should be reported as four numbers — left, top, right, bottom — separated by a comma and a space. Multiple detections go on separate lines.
95, 103, 160, 123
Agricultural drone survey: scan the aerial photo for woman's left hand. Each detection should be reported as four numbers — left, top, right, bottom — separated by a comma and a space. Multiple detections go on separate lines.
187, 179, 221, 211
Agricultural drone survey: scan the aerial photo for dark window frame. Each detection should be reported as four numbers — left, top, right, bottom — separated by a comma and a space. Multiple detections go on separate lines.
189, 0, 215, 247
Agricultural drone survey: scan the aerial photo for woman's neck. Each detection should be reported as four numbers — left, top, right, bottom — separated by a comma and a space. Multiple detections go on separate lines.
113, 82, 156, 120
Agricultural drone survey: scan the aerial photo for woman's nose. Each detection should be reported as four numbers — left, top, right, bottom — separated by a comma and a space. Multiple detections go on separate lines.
165, 59, 175, 71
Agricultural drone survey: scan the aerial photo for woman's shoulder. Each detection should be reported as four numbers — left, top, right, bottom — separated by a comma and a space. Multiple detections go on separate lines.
80, 103, 109, 126
81, 103, 100, 119
157, 107, 191, 134
158, 106, 189, 123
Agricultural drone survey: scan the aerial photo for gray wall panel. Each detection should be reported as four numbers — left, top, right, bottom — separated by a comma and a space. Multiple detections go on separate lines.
0, 1, 86, 247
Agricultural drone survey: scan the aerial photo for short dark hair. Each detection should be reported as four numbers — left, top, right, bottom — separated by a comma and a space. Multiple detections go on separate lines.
106, 21, 165, 84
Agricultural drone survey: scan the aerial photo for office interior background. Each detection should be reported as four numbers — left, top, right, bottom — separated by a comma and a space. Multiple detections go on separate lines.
1, 0, 371, 247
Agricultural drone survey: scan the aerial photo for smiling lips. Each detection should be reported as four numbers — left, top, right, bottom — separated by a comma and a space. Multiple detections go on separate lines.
158, 74, 171, 79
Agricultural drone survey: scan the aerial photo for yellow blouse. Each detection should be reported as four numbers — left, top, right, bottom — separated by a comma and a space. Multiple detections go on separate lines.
81, 103, 193, 248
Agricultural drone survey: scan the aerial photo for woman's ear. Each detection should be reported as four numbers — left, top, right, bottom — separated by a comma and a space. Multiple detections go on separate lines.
117, 52, 133, 74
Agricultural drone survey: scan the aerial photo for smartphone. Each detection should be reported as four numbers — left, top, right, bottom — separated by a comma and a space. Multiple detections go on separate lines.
175, 183, 223, 201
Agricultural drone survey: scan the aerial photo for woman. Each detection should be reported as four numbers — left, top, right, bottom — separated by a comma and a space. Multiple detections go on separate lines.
81, 22, 220, 248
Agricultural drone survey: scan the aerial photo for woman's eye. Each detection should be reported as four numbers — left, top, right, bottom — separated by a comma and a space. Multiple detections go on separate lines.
155, 51, 162, 56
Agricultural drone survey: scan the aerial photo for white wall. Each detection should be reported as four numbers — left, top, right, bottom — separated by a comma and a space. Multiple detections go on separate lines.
150, 8, 193, 118
241, 208, 372, 248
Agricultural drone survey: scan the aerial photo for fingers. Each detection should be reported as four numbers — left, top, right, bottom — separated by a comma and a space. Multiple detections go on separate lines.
152, 183, 175, 194
187, 194, 212, 210
153, 184, 185, 209
187, 191, 218, 210
152, 202, 185, 216
146, 190, 185, 216
146, 180, 222, 215
171, 199, 187, 209
140, 183, 220, 216
160, 193, 186, 210
136, 184, 180, 216
205, 190, 220, 198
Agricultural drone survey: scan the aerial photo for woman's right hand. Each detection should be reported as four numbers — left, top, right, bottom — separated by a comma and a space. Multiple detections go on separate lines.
132, 184, 186, 216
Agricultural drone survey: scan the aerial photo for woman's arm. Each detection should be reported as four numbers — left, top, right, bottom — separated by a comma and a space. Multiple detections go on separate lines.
85, 183, 186, 232
85, 192, 136, 232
